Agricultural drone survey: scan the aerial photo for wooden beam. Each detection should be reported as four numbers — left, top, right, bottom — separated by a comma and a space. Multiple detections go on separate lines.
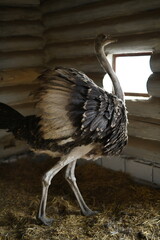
126, 97, 160, 120
85, 72, 104, 87
0, 134, 29, 159
0, 21, 43, 38
105, 33, 160, 53
0, 51, 44, 69
0, 0, 40, 7
0, 37, 43, 52
0, 7, 41, 21
129, 115, 160, 125
0, 84, 37, 105
124, 136, 160, 163
13, 102, 37, 116
0, 68, 41, 87
48, 56, 102, 73
128, 136, 160, 153
41, 0, 103, 13
128, 119, 160, 141
150, 53, 160, 72
45, 40, 93, 61
147, 73, 160, 97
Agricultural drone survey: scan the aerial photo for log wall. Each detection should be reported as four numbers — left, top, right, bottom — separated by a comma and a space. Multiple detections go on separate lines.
0, 0, 160, 183
0, 0, 43, 158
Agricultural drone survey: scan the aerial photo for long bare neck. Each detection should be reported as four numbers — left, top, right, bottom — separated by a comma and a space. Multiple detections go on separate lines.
95, 34, 124, 101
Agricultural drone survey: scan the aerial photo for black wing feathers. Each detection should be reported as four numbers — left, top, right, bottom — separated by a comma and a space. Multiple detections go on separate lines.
0, 102, 24, 130
66, 68, 113, 139
0, 102, 42, 145
64, 67, 127, 155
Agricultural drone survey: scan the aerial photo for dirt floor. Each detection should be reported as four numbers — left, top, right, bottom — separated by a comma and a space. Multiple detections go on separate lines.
0, 153, 160, 240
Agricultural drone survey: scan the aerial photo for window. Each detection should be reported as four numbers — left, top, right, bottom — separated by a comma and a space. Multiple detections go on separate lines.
103, 53, 152, 97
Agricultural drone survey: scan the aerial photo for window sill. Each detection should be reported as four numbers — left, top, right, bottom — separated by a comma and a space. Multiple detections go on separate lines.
125, 95, 150, 101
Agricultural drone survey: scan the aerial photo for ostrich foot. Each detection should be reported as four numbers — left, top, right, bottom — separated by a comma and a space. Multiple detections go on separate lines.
81, 209, 99, 216
37, 215, 54, 226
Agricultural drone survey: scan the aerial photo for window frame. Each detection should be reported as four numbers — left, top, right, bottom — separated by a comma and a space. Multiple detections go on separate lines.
112, 52, 152, 97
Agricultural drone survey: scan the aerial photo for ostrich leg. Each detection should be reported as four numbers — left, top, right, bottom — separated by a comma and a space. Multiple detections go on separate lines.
65, 160, 98, 216
37, 144, 93, 225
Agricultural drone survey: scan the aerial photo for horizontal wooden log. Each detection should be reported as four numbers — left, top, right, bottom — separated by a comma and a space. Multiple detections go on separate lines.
0, 7, 41, 21
0, 0, 39, 7
147, 73, 160, 97
124, 136, 160, 163
0, 37, 43, 52
150, 53, 160, 72
0, 68, 41, 87
128, 118, 160, 141
105, 33, 160, 53
43, 0, 160, 29
45, 10, 160, 44
125, 97, 160, 120
129, 115, 160, 125
0, 21, 43, 37
0, 84, 37, 105
45, 40, 93, 61
0, 67, 103, 88
0, 51, 44, 69
9, 104, 36, 119
0, 134, 29, 159
48, 56, 102, 73
86, 72, 104, 87
41, 0, 102, 13
13, 102, 38, 116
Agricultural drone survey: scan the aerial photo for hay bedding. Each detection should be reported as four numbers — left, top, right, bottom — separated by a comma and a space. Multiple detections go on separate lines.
0, 154, 160, 240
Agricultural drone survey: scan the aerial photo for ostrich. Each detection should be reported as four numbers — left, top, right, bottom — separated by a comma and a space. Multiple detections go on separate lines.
0, 34, 128, 225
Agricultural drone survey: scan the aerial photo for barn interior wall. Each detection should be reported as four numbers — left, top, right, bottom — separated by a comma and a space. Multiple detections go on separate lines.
0, 0, 160, 184
0, 0, 43, 158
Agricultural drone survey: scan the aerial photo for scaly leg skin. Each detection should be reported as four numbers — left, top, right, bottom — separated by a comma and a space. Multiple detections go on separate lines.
37, 144, 93, 225
65, 160, 98, 216
37, 180, 54, 226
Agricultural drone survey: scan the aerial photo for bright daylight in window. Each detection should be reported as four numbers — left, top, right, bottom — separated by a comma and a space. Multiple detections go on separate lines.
103, 54, 152, 95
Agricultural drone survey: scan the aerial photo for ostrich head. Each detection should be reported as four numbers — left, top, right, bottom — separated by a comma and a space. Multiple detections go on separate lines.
95, 34, 124, 101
